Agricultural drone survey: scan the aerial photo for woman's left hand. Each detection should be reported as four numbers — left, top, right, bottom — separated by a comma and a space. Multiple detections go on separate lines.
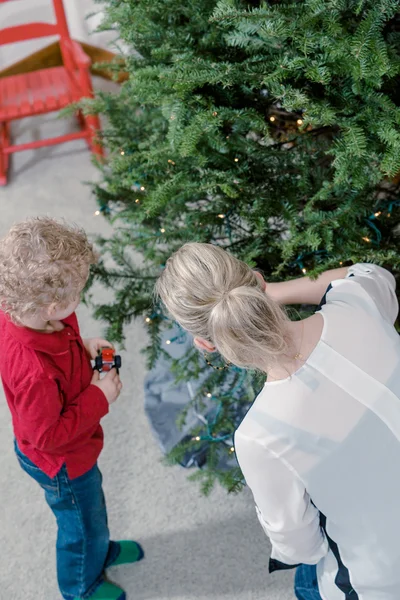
83, 338, 114, 360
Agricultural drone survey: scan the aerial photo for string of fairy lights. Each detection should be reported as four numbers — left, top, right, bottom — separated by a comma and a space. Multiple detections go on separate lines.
188, 370, 249, 452
93, 112, 400, 260
94, 194, 399, 275
91, 113, 400, 458
92, 105, 306, 220
142, 307, 247, 454
139, 194, 399, 455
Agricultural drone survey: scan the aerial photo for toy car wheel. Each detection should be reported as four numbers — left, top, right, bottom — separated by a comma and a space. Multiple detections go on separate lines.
114, 355, 122, 369
94, 356, 103, 371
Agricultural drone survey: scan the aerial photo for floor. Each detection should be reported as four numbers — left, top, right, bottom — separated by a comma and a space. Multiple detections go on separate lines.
0, 80, 295, 600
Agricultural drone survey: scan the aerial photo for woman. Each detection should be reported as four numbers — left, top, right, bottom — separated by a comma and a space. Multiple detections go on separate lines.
156, 242, 400, 600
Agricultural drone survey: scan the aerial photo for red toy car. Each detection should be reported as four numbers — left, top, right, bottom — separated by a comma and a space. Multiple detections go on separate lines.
94, 347, 122, 374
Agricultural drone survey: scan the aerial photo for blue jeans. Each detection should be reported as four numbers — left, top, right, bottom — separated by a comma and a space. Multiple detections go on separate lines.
15, 441, 120, 600
295, 565, 323, 600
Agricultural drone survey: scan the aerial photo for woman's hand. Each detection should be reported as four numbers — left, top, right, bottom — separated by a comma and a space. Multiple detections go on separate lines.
83, 338, 114, 360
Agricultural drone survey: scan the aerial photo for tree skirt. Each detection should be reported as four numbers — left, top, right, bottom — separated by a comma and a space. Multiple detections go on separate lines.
144, 324, 242, 470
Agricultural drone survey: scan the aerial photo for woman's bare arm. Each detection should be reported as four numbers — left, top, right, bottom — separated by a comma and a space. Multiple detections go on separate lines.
266, 267, 349, 306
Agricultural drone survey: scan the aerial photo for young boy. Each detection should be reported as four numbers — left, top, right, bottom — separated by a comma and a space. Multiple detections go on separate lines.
0, 217, 144, 600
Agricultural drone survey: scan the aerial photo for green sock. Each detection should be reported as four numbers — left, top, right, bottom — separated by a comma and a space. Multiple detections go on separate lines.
74, 581, 125, 600
109, 540, 145, 567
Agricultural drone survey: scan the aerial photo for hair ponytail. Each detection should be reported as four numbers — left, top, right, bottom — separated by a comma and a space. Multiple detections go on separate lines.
156, 243, 290, 371
208, 285, 289, 370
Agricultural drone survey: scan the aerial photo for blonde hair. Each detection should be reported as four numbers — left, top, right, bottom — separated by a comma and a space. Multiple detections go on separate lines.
0, 217, 97, 323
155, 243, 291, 371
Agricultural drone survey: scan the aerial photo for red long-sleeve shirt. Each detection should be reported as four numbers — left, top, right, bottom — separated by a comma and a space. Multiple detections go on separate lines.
0, 311, 109, 478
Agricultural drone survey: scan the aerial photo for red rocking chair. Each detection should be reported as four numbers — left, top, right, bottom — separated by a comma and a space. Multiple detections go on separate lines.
0, 0, 104, 185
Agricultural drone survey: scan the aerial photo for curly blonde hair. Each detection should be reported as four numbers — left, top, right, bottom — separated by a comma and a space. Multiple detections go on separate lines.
155, 243, 291, 371
0, 217, 97, 323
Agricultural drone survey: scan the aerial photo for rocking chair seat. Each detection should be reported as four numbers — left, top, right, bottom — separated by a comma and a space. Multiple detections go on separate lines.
0, 0, 104, 185
0, 66, 80, 121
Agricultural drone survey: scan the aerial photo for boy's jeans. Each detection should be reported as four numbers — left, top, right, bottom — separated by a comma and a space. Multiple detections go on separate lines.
14, 441, 120, 600
295, 565, 323, 600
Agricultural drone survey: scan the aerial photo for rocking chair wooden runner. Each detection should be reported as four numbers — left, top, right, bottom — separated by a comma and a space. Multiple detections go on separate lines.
0, 0, 104, 185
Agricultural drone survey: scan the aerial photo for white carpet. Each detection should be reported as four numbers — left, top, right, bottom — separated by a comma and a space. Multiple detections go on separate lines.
0, 79, 295, 600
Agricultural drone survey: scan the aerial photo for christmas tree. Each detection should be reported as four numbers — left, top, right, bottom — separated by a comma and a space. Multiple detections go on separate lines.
86, 0, 400, 494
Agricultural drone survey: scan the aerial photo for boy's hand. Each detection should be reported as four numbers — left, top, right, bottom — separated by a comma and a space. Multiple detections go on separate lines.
83, 338, 114, 360
91, 369, 122, 404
